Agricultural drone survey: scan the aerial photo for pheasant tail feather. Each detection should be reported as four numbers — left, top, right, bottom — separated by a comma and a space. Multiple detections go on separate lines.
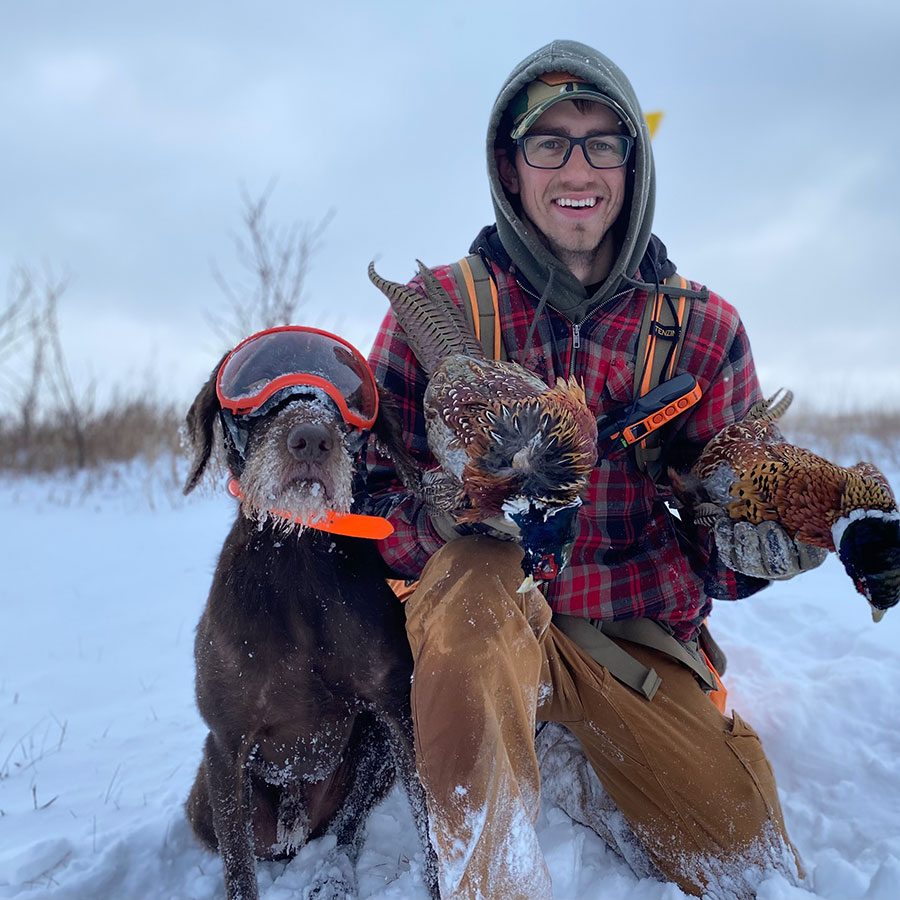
368, 261, 484, 374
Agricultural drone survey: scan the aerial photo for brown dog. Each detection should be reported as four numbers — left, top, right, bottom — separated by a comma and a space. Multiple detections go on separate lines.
182, 339, 437, 900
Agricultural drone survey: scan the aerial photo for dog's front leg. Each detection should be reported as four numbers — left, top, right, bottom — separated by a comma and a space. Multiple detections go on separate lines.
385, 712, 441, 900
204, 732, 259, 900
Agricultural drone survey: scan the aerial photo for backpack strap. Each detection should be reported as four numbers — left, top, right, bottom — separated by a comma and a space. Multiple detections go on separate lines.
632, 274, 692, 478
449, 254, 507, 360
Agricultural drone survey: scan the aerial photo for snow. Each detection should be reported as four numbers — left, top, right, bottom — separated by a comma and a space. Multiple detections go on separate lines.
2, 465, 899, 900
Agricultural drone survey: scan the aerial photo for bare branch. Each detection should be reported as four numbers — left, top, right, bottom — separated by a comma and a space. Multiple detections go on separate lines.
207, 181, 331, 346
0, 265, 34, 362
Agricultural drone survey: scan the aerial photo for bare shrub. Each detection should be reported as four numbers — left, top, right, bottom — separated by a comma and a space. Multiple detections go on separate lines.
0, 265, 182, 477
2, 266, 41, 432
0, 266, 91, 471
207, 180, 332, 346
0, 266, 32, 370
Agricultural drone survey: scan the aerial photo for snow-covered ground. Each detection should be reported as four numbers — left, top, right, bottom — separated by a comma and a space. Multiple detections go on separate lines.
1, 466, 899, 900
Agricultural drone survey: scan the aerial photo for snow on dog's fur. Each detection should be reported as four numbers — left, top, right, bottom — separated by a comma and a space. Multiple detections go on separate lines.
180, 353, 436, 900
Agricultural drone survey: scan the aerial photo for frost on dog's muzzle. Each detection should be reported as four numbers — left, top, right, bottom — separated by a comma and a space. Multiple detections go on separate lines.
216, 326, 393, 541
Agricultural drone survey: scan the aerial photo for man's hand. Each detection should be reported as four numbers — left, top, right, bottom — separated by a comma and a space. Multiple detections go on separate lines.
712, 517, 827, 580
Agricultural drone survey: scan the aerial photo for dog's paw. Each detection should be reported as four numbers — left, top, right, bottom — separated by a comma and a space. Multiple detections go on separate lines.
301, 849, 357, 900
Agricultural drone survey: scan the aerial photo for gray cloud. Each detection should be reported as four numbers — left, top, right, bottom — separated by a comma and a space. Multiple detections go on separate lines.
2, 0, 898, 410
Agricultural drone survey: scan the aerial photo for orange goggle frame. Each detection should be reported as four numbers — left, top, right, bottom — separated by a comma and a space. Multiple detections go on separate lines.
216, 326, 378, 430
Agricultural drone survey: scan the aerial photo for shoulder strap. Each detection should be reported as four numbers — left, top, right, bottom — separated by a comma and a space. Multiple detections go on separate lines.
449, 254, 507, 361
632, 274, 692, 476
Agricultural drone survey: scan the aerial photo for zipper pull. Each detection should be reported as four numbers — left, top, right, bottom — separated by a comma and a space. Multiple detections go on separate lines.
572, 322, 581, 349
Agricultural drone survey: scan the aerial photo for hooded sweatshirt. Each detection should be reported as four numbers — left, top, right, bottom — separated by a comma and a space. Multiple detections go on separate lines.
487, 39, 658, 324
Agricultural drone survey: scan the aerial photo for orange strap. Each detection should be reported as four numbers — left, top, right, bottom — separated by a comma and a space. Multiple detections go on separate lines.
457, 255, 502, 360
226, 477, 394, 540
700, 648, 728, 714
457, 256, 481, 342
387, 578, 418, 603
638, 276, 688, 396
639, 290, 665, 396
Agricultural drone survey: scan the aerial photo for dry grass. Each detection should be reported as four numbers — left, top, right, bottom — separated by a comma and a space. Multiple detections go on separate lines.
0, 397, 183, 475
2, 396, 897, 487
782, 407, 900, 470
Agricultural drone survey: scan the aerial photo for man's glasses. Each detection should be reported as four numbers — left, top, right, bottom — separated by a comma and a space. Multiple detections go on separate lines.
517, 133, 634, 170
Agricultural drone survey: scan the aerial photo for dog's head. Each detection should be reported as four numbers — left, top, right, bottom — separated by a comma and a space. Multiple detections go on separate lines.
183, 328, 419, 531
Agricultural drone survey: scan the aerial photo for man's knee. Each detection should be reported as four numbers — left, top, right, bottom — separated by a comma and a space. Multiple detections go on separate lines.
405, 535, 549, 649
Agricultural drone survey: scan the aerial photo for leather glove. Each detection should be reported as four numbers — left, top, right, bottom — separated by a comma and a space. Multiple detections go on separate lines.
430, 511, 521, 544
712, 517, 827, 580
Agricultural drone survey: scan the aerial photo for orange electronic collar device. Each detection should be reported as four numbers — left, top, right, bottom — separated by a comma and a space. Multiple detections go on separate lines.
598, 373, 703, 450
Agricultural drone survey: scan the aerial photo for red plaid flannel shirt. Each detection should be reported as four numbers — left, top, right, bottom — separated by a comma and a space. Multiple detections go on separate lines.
366, 243, 765, 641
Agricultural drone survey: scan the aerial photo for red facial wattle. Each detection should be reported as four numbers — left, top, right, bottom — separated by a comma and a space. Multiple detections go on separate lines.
534, 555, 560, 581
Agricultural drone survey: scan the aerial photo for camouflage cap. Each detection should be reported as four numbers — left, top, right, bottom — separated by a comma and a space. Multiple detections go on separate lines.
508, 72, 626, 140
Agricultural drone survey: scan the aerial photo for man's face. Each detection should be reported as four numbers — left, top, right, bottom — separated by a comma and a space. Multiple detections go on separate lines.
498, 100, 627, 279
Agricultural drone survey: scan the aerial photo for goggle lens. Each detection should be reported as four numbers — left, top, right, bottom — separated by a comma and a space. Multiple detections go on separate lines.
216, 327, 378, 430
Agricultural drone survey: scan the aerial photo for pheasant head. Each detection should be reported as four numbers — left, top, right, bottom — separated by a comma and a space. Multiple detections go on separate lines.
832, 466, 900, 620
457, 378, 596, 590
457, 377, 597, 519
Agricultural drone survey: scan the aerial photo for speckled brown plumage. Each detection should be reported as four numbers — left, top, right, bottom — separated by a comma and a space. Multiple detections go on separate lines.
692, 390, 896, 551
368, 262, 598, 516
677, 389, 900, 618
368, 261, 599, 584
454, 373, 598, 521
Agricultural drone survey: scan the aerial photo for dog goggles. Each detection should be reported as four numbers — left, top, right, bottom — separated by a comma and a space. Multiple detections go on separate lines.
216, 326, 379, 430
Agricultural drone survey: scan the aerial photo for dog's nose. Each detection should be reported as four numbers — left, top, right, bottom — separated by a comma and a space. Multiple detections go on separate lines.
287, 423, 334, 461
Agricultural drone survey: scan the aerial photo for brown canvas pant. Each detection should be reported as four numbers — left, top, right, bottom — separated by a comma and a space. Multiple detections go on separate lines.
405, 536, 802, 900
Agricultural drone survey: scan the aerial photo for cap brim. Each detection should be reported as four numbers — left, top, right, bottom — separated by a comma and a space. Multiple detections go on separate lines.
510, 91, 635, 140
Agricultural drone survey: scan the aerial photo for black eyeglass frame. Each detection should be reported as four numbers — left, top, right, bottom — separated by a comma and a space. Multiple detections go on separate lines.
515, 133, 635, 170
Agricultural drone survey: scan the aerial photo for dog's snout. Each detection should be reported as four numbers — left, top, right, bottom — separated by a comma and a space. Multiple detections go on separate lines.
287, 423, 334, 461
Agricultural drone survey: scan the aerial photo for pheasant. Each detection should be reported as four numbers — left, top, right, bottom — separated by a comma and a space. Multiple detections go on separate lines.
671, 389, 900, 621
368, 261, 598, 590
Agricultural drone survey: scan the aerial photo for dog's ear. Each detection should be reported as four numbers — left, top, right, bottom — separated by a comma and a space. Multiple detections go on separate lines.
183, 355, 227, 495
371, 384, 422, 495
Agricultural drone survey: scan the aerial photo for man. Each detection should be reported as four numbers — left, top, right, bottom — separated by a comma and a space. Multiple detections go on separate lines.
367, 39, 821, 899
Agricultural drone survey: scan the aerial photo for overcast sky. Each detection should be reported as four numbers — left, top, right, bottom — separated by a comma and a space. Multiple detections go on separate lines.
3, 0, 899, 412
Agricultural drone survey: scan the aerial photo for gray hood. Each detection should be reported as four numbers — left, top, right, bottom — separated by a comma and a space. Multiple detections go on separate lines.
487, 40, 655, 323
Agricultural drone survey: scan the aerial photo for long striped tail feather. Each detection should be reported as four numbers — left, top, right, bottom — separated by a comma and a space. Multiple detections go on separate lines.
368, 261, 485, 374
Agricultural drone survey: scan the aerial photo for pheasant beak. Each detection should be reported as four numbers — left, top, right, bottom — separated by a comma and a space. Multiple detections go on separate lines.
517, 574, 538, 594
871, 604, 887, 623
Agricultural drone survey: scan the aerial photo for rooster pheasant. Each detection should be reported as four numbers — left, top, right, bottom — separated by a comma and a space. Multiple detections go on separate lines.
671, 389, 900, 621
368, 261, 598, 590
